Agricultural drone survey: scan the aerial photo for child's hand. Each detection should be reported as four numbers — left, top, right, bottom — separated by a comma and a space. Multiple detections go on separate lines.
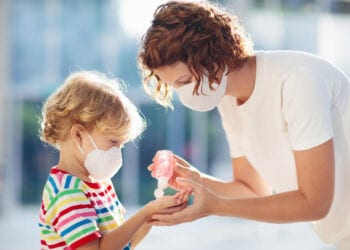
171, 188, 192, 211
144, 188, 192, 219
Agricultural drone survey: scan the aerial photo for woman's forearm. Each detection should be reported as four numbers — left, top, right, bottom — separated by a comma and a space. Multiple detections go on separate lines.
199, 173, 260, 198
212, 143, 334, 223
214, 190, 329, 223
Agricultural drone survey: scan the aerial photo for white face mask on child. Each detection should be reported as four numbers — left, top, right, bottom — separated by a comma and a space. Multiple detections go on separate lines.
175, 74, 227, 112
77, 133, 123, 182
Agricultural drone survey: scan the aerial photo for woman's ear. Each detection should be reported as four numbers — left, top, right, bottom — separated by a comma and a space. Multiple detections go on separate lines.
70, 124, 85, 146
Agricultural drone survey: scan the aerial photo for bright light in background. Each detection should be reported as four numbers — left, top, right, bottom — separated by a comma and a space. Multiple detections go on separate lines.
119, 0, 168, 38
318, 14, 350, 74
119, 0, 201, 38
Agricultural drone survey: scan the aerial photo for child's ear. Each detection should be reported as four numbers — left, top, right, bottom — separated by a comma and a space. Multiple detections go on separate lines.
71, 124, 85, 146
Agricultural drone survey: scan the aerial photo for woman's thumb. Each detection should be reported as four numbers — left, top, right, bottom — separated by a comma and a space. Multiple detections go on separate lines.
174, 163, 190, 176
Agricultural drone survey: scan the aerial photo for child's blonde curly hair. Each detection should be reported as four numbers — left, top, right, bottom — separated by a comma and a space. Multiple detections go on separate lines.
39, 71, 146, 149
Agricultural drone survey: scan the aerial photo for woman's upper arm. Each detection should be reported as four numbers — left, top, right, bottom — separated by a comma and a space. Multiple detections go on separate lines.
293, 138, 335, 217
232, 156, 273, 197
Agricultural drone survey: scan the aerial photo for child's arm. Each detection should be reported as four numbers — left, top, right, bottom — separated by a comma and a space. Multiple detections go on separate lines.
77, 191, 190, 250
129, 224, 152, 249
129, 189, 191, 249
99, 205, 158, 249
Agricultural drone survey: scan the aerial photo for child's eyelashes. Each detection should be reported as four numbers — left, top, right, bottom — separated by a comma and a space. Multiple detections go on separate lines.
110, 140, 125, 148
110, 140, 119, 145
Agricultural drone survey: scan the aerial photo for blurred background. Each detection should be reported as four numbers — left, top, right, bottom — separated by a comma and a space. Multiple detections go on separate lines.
0, 0, 349, 249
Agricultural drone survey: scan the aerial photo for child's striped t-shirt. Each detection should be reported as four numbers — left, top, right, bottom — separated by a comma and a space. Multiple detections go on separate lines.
39, 166, 130, 249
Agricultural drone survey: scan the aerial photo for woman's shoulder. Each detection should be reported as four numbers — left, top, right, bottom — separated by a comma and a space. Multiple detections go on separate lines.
256, 49, 338, 69
255, 49, 317, 57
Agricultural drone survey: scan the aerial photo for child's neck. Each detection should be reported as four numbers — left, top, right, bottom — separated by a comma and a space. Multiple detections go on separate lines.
58, 144, 91, 182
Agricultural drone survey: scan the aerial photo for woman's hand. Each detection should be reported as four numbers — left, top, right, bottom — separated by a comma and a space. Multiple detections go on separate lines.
144, 188, 192, 220
148, 153, 202, 191
149, 177, 220, 226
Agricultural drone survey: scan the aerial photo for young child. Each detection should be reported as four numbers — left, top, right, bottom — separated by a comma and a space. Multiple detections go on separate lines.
38, 71, 190, 249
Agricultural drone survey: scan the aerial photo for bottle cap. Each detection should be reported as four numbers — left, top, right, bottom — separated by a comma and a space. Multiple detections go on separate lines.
154, 188, 164, 199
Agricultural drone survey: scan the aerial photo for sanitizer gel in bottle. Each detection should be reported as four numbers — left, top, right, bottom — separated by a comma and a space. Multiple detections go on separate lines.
152, 150, 174, 198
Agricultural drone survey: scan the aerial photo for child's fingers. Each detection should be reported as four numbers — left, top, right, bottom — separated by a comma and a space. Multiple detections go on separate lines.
165, 190, 191, 209
160, 202, 187, 214
158, 195, 182, 208
182, 188, 192, 203
172, 190, 185, 202
173, 192, 182, 199
179, 188, 192, 200
186, 188, 193, 197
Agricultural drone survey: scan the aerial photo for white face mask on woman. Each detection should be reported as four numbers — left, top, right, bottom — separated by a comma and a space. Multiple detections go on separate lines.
77, 133, 123, 182
175, 74, 227, 112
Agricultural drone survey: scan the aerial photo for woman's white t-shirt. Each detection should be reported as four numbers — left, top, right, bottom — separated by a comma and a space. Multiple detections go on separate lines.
217, 50, 350, 244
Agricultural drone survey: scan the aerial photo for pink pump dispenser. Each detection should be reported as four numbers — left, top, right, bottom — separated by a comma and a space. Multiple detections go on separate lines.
152, 150, 174, 198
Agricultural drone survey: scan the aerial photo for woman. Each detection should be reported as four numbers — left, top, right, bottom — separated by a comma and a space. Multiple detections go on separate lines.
138, 1, 350, 249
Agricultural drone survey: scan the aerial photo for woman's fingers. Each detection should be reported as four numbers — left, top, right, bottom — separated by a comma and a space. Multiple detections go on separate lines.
150, 205, 195, 226
147, 163, 154, 171
173, 154, 191, 167
174, 188, 192, 202
149, 153, 199, 191
174, 162, 189, 173
147, 163, 157, 178
147, 219, 173, 226
176, 177, 201, 193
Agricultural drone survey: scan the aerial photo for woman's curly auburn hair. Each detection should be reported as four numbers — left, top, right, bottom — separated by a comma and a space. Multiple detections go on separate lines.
138, 0, 254, 108
39, 71, 146, 149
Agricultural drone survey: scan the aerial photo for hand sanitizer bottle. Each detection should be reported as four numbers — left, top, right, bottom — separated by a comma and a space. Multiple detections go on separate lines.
152, 150, 174, 198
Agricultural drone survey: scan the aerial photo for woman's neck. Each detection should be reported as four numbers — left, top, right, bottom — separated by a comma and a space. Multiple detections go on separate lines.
226, 56, 256, 105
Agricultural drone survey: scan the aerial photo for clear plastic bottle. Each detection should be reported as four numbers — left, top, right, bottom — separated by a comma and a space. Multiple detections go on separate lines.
152, 150, 174, 198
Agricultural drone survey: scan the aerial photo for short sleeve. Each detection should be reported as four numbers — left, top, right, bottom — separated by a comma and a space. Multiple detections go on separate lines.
282, 67, 334, 150
45, 188, 101, 248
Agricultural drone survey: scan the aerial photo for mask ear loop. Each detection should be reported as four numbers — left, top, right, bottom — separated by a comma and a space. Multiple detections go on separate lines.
85, 132, 99, 152
75, 132, 99, 156
76, 144, 86, 156
74, 131, 86, 156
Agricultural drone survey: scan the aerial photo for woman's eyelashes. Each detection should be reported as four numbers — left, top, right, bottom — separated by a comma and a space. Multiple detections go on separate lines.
177, 78, 193, 86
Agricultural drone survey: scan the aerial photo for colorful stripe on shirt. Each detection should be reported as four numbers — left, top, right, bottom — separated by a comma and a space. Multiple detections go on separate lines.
39, 167, 127, 249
